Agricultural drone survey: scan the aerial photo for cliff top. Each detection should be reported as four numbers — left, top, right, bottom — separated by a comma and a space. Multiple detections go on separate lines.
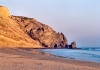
0, 6, 10, 17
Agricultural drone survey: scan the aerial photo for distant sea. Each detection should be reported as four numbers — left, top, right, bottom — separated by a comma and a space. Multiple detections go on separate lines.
42, 47, 100, 63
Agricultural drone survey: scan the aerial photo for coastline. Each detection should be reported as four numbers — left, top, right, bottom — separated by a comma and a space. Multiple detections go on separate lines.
0, 48, 100, 70
41, 48, 100, 63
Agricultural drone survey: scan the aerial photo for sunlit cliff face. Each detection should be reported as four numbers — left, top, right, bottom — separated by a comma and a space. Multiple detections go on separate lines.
0, 6, 10, 17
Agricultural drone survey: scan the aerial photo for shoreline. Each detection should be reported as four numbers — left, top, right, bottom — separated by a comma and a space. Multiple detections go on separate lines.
40, 49, 100, 63
0, 48, 100, 70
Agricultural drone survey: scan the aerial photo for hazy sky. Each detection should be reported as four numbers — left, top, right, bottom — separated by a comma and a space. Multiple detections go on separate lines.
0, 0, 100, 47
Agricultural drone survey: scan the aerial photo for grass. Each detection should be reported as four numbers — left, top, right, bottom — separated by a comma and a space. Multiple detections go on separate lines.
0, 16, 42, 48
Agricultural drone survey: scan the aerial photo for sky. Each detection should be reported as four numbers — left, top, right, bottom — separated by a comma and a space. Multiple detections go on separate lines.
0, 0, 100, 47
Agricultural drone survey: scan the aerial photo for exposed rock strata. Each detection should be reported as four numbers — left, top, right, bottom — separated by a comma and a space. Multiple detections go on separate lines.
11, 16, 68, 48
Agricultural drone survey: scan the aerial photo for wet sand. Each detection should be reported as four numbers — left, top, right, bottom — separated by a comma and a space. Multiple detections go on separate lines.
0, 48, 100, 70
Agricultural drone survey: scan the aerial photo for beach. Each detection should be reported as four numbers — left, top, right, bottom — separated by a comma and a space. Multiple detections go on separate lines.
0, 48, 100, 70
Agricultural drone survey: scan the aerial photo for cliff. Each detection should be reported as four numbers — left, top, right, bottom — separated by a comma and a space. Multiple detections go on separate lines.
11, 16, 68, 48
0, 6, 76, 48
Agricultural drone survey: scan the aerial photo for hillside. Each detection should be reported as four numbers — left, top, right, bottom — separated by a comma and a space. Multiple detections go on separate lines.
0, 6, 41, 48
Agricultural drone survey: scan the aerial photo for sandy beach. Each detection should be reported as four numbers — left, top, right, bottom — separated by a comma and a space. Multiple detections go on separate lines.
0, 48, 100, 70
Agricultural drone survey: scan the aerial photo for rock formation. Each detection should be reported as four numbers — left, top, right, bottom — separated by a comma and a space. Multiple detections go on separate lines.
69, 41, 76, 49
11, 16, 68, 48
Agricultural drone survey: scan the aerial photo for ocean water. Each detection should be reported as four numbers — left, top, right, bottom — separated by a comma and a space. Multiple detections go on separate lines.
43, 48, 100, 63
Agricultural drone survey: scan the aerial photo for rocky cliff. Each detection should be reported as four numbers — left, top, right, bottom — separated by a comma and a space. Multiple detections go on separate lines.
0, 6, 76, 48
11, 16, 68, 48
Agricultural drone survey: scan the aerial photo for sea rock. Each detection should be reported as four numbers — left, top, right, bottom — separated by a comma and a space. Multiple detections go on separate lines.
69, 41, 76, 49
11, 16, 68, 48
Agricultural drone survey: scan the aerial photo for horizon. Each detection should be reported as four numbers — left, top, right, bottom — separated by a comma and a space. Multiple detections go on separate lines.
0, 0, 100, 47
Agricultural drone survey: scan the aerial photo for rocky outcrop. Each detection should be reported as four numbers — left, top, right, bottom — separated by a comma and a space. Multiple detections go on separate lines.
11, 16, 68, 48
69, 41, 76, 49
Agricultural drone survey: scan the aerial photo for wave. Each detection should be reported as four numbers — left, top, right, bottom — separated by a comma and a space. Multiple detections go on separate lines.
82, 48, 100, 51
43, 48, 100, 63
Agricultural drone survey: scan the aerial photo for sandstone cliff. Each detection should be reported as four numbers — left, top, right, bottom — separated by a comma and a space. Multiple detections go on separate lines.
0, 6, 76, 48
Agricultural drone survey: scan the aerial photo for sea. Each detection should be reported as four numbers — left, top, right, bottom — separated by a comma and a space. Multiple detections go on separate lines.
42, 47, 100, 63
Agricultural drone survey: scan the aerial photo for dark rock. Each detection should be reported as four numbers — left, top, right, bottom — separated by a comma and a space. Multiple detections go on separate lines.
54, 44, 57, 48
71, 41, 76, 48
69, 41, 76, 49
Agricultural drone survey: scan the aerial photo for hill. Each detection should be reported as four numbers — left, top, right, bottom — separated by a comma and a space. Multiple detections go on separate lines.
0, 6, 76, 48
0, 6, 41, 48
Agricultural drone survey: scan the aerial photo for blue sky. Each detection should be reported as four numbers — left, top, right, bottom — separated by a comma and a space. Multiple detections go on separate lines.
0, 0, 100, 47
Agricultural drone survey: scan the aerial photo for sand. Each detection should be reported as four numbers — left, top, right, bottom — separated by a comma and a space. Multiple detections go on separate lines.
0, 48, 100, 70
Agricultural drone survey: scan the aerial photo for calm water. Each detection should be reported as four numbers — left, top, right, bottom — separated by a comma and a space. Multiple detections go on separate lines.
43, 48, 100, 63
